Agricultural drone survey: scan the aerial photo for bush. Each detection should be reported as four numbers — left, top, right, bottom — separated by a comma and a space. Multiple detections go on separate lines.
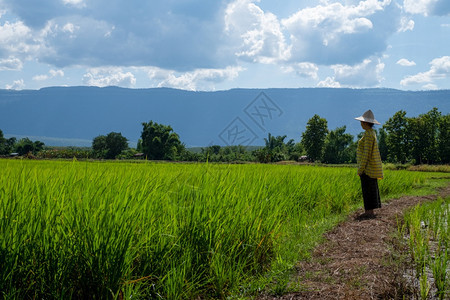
37, 149, 92, 159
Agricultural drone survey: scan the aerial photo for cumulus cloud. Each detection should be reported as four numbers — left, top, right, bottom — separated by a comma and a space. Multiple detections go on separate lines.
0, 19, 40, 58
5, 79, 25, 90
285, 62, 319, 79
224, 0, 291, 63
2, 0, 231, 70
403, 0, 450, 16
317, 77, 341, 88
398, 17, 414, 32
82, 67, 136, 87
0, 56, 23, 70
396, 58, 416, 66
422, 83, 438, 90
1, 0, 403, 74
319, 58, 385, 87
32, 69, 64, 81
281, 0, 398, 65
400, 56, 450, 86
403, 0, 435, 15
147, 66, 244, 91
62, 22, 78, 34
1, 0, 445, 90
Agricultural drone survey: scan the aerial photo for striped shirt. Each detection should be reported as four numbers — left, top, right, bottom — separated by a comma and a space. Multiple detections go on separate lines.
357, 129, 383, 179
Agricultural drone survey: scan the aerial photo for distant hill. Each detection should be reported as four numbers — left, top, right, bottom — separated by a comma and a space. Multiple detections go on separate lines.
0, 87, 449, 147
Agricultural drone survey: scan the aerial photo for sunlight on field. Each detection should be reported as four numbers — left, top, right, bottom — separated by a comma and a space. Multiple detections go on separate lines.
0, 160, 446, 299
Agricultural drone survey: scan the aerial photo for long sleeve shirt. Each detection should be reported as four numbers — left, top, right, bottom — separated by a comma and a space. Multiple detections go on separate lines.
356, 128, 383, 179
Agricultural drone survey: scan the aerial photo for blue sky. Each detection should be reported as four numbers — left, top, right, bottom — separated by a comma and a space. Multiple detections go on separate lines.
0, 0, 449, 91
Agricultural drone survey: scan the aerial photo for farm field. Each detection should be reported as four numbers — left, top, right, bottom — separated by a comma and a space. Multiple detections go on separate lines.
0, 159, 448, 299
401, 195, 450, 299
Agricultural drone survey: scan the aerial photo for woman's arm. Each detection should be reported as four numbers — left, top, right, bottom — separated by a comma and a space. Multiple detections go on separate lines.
357, 132, 373, 175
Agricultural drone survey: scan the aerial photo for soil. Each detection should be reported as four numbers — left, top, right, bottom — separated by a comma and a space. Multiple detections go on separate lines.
259, 183, 450, 300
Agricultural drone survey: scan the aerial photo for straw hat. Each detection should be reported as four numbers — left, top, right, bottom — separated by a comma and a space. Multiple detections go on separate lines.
355, 109, 380, 125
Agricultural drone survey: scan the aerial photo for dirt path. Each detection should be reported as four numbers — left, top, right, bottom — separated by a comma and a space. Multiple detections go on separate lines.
259, 183, 450, 300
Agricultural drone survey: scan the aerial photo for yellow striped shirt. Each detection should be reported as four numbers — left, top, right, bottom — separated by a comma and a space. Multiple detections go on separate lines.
357, 129, 383, 179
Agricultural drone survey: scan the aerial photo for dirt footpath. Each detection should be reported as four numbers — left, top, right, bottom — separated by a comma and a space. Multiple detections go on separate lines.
260, 183, 450, 300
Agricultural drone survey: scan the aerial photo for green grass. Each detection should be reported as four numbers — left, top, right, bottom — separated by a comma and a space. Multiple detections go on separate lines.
0, 159, 448, 299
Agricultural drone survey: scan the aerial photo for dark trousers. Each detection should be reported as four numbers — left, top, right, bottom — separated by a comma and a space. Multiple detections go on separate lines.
360, 173, 381, 210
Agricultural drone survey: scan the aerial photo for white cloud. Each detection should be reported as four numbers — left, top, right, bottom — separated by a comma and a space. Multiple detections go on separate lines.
224, 0, 399, 67
225, 0, 291, 64
398, 17, 414, 32
32, 74, 49, 81
400, 56, 450, 86
400, 72, 431, 85
403, 0, 450, 16
0, 20, 39, 56
422, 83, 438, 90
62, 23, 79, 36
0, 57, 23, 70
317, 77, 341, 88
62, 0, 86, 8
0, 0, 404, 82
396, 58, 416, 66
403, 0, 436, 15
5, 79, 25, 90
2, 1, 231, 70
83, 67, 136, 87
49, 69, 64, 77
281, 0, 398, 65
327, 58, 385, 87
285, 62, 319, 79
150, 66, 244, 91
33, 69, 64, 81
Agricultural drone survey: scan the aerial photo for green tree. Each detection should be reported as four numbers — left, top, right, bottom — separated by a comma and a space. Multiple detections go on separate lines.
408, 108, 441, 164
0, 130, 7, 155
322, 126, 354, 164
141, 121, 184, 160
409, 116, 427, 164
6, 137, 16, 152
383, 110, 410, 163
254, 133, 295, 163
0, 131, 17, 155
201, 145, 221, 160
14, 138, 44, 156
288, 142, 304, 161
377, 127, 388, 161
301, 114, 328, 162
92, 132, 128, 159
92, 135, 108, 158
438, 113, 450, 164
420, 108, 440, 164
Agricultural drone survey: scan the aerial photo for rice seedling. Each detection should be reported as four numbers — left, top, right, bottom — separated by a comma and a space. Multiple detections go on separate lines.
419, 265, 431, 300
402, 197, 450, 300
0, 159, 446, 299
431, 245, 448, 300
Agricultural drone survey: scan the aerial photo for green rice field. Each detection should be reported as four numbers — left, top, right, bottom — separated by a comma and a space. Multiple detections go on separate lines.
401, 196, 449, 299
0, 159, 447, 299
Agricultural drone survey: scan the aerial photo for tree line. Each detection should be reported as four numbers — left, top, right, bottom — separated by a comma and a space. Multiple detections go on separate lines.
0, 133, 45, 157
255, 107, 448, 165
0, 107, 448, 164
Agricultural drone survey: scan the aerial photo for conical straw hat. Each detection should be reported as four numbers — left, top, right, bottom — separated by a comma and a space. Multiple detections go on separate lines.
354, 109, 380, 125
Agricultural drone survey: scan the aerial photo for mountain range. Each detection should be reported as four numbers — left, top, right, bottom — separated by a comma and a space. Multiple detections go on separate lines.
0, 87, 449, 147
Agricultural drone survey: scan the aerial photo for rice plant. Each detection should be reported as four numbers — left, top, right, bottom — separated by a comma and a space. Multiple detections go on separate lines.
403, 197, 450, 300
0, 159, 446, 299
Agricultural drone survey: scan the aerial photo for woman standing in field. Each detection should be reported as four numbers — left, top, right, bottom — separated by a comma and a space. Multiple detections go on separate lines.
355, 110, 383, 219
